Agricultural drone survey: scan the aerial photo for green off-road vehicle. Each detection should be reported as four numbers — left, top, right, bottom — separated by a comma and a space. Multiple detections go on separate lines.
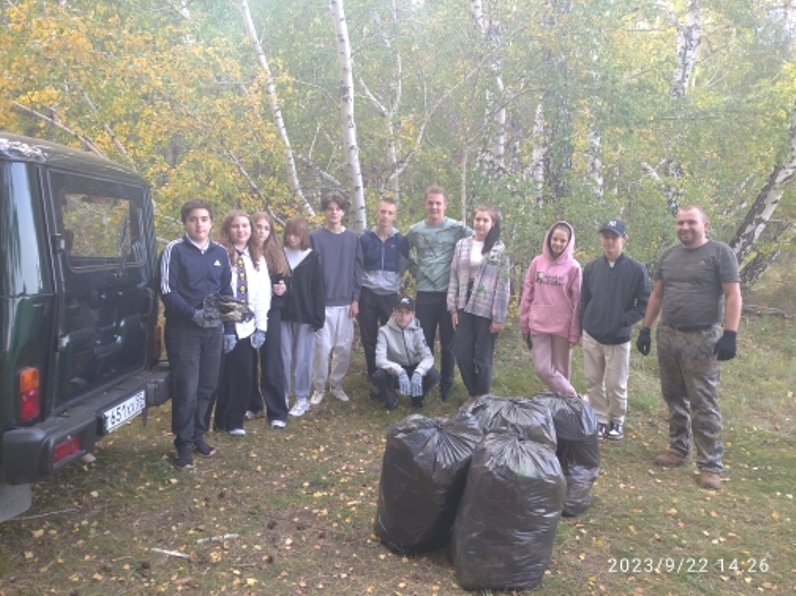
0, 132, 169, 521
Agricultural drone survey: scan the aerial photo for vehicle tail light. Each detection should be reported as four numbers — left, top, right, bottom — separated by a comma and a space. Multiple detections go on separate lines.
18, 367, 41, 422
53, 435, 80, 464
152, 324, 163, 362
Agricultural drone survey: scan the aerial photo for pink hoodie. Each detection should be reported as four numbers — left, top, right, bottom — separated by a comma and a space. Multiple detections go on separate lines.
518, 221, 582, 343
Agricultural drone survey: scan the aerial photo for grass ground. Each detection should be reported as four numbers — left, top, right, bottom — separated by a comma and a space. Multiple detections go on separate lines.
0, 310, 794, 595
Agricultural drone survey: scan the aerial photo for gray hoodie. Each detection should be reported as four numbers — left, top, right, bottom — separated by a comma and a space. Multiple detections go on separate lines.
375, 314, 434, 376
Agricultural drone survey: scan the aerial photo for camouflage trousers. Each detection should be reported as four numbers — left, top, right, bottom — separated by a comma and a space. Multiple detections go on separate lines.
656, 324, 724, 473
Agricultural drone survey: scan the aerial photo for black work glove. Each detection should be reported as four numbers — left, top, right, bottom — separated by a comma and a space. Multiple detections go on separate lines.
524, 334, 533, 350
192, 309, 221, 328
714, 329, 737, 361
636, 327, 651, 356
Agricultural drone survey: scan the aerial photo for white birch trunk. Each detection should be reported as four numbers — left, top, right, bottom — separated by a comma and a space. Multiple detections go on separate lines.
586, 129, 603, 201
471, 0, 506, 177
656, 0, 702, 99
239, 0, 315, 217
531, 100, 547, 200
729, 114, 796, 263
643, 1, 701, 209
359, 9, 402, 203
330, 0, 366, 232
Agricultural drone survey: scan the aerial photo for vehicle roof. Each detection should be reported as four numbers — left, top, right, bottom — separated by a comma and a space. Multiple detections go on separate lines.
0, 131, 148, 187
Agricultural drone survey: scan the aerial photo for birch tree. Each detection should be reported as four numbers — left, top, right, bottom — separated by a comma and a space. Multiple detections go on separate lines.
239, 0, 315, 217
330, 0, 366, 231
471, 0, 507, 179
730, 110, 796, 273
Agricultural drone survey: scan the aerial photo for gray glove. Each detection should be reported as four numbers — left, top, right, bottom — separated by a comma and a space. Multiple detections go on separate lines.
251, 330, 266, 350
193, 309, 221, 328
222, 334, 237, 354
410, 371, 423, 397
397, 370, 411, 395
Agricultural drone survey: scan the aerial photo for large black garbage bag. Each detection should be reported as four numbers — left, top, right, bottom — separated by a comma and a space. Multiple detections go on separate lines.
531, 391, 600, 516
451, 429, 566, 591
459, 394, 557, 449
374, 413, 483, 554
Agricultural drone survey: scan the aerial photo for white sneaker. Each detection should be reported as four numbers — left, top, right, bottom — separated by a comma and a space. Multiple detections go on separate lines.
289, 398, 309, 417
310, 390, 325, 406
228, 428, 246, 437
271, 419, 286, 429
330, 387, 350, 403
244, 410, 255, 420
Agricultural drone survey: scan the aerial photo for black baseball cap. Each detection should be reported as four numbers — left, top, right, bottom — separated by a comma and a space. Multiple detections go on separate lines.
394, 296, 415, 311
599, 219, 626, 237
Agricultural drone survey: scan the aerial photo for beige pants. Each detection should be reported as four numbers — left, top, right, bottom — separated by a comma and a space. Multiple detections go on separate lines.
313, 305, 354, 391
581, 331, 630, 425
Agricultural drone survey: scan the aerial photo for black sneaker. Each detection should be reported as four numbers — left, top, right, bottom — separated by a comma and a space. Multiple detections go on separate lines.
439, 386, 450, 402
175, 445, 194, 469
384, 389, 398, 411
607, 422, 624, 441
194, 439, 217, 458
597, 423, 607, 440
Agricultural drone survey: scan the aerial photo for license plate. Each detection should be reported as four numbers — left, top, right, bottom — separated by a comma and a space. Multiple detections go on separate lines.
102, 390, 145, 433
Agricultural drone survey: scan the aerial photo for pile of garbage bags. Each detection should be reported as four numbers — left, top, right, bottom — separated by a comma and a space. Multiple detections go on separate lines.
374, 392, 600, 591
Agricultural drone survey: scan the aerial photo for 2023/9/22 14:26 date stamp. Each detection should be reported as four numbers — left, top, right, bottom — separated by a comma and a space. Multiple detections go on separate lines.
607, 556, 771, 574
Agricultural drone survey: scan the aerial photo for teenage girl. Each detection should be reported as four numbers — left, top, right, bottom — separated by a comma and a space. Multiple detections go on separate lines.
447, 205, 510, 398
212, 210, 271, 435
519, 220, 581, 396
280, 217, 326, 417
248, 212, 291, 428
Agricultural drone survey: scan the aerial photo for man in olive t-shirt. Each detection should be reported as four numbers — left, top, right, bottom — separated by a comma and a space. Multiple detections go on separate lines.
636, 206, 742, 491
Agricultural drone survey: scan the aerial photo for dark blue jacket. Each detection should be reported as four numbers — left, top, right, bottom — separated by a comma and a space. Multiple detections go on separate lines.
360, 227, 408, 295
579, 253, 650, 345
159, 236, 233, 328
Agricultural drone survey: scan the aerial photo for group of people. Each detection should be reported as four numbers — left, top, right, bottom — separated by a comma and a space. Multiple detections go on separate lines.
159, 191, 741, 492
516, 205, 741, 491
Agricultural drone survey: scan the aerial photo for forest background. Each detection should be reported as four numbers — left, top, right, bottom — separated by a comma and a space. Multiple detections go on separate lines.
2, 0, 796, 287
2, 2, 796, 594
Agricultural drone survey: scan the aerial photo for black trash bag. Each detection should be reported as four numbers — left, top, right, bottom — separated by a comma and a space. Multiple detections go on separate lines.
451, 428, 566, 591
374, 412, 483, 554
459, 394, 557, 450
531, 391, 600, 517
203, 293, 254, 323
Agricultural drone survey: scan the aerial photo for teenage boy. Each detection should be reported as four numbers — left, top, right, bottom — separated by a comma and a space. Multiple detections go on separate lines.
310, 191, 364, 405
358, 198, 409, 382
160, 199, 234, 469
373, 296, 441, 409
406, 185, 472, 401
579, 219, 650, 441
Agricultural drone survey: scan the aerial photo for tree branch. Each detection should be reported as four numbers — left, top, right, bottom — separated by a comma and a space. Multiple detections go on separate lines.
11, 101, 106, 157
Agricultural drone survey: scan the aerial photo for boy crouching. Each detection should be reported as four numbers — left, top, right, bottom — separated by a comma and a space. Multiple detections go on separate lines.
373, 296, 440, 409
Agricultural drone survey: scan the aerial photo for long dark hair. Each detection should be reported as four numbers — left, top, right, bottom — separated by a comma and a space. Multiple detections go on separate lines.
474, 205, 501, 255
